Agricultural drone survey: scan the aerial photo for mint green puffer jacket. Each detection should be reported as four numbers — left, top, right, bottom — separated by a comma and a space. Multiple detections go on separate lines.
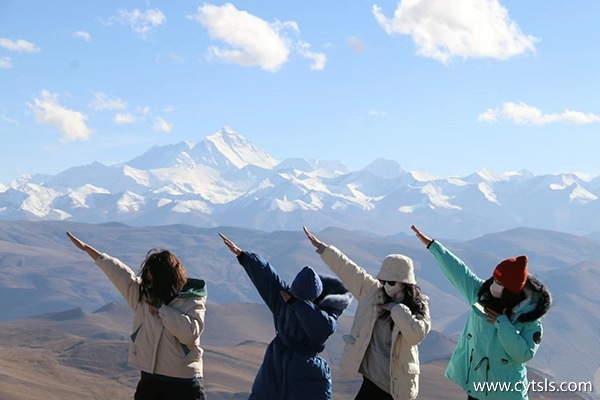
428, 241, 551, 400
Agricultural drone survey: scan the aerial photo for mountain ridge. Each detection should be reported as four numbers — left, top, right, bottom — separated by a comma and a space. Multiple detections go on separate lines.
2, 127, 600, 239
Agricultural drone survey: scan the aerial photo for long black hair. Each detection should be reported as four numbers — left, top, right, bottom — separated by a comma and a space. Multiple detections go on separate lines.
402, 283, 428, 319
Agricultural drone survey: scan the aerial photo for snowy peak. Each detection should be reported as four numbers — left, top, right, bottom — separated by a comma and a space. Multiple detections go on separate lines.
125, 128, 278, 171
127, 141, 194, 170
3, 127, 600, 239
197, 127, 278, 170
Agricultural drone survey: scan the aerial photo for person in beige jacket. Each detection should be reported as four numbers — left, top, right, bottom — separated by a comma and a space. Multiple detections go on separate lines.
66, 232, 207, 400
304, 227, 431, 400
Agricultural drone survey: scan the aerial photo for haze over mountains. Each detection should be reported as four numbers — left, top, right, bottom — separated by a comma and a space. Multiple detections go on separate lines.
2, 127, 600, 239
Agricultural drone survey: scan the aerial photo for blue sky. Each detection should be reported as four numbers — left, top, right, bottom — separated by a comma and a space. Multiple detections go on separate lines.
1, 0, 599, 184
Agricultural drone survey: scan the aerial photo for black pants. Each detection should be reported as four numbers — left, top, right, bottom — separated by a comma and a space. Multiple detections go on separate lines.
354, 376, 393, 400
468, 396, 479, 400
134, 372, 206, 400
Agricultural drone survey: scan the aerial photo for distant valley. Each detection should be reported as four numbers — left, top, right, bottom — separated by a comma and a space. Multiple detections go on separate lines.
0, 220, 598, 398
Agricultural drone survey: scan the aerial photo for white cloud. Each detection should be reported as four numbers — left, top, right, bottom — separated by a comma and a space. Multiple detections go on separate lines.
479, 102, 600, 125
190, 3, 289, 72
1, 114, 19, 126
108, 8, 166, 38
373, 0, 537, 63
153, 117, 172, 133
0, 57, 11, 69
190, 3, 325, 72
29, 90, 92, 142
90, 92, 128, 111
73, 31, 91, 42
478, 108, 499, 122
114, 113, 136, 124
0, 38, 40, 53
296, 41, 326, 71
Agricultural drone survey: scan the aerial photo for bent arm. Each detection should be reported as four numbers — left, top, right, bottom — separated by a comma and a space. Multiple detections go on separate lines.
428, 240, 484, 305
391, 302, 431, 346
319, 245, 378, 301
496, 318, 542, 363
158, 300, 206, 345
238, 251, 286, 314
290, 300, 336, 343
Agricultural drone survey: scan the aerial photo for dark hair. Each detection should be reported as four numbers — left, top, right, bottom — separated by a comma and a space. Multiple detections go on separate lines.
401, 283, 427, 319
382, 282, 427, 320
139, 249, 187, 306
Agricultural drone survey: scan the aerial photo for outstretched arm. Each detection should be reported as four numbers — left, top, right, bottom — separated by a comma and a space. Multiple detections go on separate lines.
411, 225, 483, 304
66, 231, 141, 309
304, 226, 378, 300
219, 233, 286, 314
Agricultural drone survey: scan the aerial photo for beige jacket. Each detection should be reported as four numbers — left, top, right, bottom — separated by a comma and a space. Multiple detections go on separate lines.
320, 245, 431, 400
96, 253, 206, 379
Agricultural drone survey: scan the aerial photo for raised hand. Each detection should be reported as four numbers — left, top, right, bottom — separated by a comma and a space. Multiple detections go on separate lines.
219, 233, 242, 256
410, 225, 433, 247
303, 226, 323, 249
66, 231, 101, 260
66, 231, 86, 251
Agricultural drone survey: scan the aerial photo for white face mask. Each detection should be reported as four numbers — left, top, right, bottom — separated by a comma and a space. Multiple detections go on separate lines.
490, 281, 504, 298
383, 281, 404, 298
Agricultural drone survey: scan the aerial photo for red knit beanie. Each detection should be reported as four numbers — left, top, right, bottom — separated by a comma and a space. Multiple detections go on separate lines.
493, 255, 528, 293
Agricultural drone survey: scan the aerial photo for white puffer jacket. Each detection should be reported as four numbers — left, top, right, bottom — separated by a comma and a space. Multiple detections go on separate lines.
319, 245, 431, 400
96, 253, 207, 379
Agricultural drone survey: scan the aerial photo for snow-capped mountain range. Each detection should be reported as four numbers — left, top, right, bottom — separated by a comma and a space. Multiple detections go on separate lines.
2, 126, 600, 238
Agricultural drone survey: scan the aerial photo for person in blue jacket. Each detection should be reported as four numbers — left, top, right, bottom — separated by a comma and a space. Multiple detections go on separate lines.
219, 233, 353, 400
411, 225, 552, 400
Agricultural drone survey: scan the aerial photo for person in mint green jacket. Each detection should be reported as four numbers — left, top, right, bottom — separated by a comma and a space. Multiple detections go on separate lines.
411, 225, 552, 400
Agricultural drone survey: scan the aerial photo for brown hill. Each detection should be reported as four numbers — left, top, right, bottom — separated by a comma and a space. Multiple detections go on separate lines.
0, 302, 591, 400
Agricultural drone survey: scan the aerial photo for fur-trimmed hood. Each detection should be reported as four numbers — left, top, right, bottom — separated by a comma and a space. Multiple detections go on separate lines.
314, 274, 353, 318
478, 274, 552, 323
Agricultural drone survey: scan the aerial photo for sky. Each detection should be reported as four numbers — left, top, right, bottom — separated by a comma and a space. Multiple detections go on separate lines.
1, 0, 599, 184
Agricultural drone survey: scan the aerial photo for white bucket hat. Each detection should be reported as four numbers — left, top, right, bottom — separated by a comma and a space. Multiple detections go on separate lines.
375, 254, 416, 285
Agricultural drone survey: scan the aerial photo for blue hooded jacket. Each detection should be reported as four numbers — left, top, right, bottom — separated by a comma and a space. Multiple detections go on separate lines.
237, 251, 353, 400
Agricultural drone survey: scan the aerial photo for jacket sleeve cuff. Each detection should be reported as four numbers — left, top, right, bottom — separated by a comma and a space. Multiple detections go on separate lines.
316, 243, 327, 254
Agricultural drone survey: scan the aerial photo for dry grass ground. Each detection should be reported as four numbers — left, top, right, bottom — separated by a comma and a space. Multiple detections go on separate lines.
0, 303, 593, 400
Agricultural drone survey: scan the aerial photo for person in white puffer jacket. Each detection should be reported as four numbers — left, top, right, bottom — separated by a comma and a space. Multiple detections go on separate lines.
66, 231, 207, 400
303, 227, 431, 400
